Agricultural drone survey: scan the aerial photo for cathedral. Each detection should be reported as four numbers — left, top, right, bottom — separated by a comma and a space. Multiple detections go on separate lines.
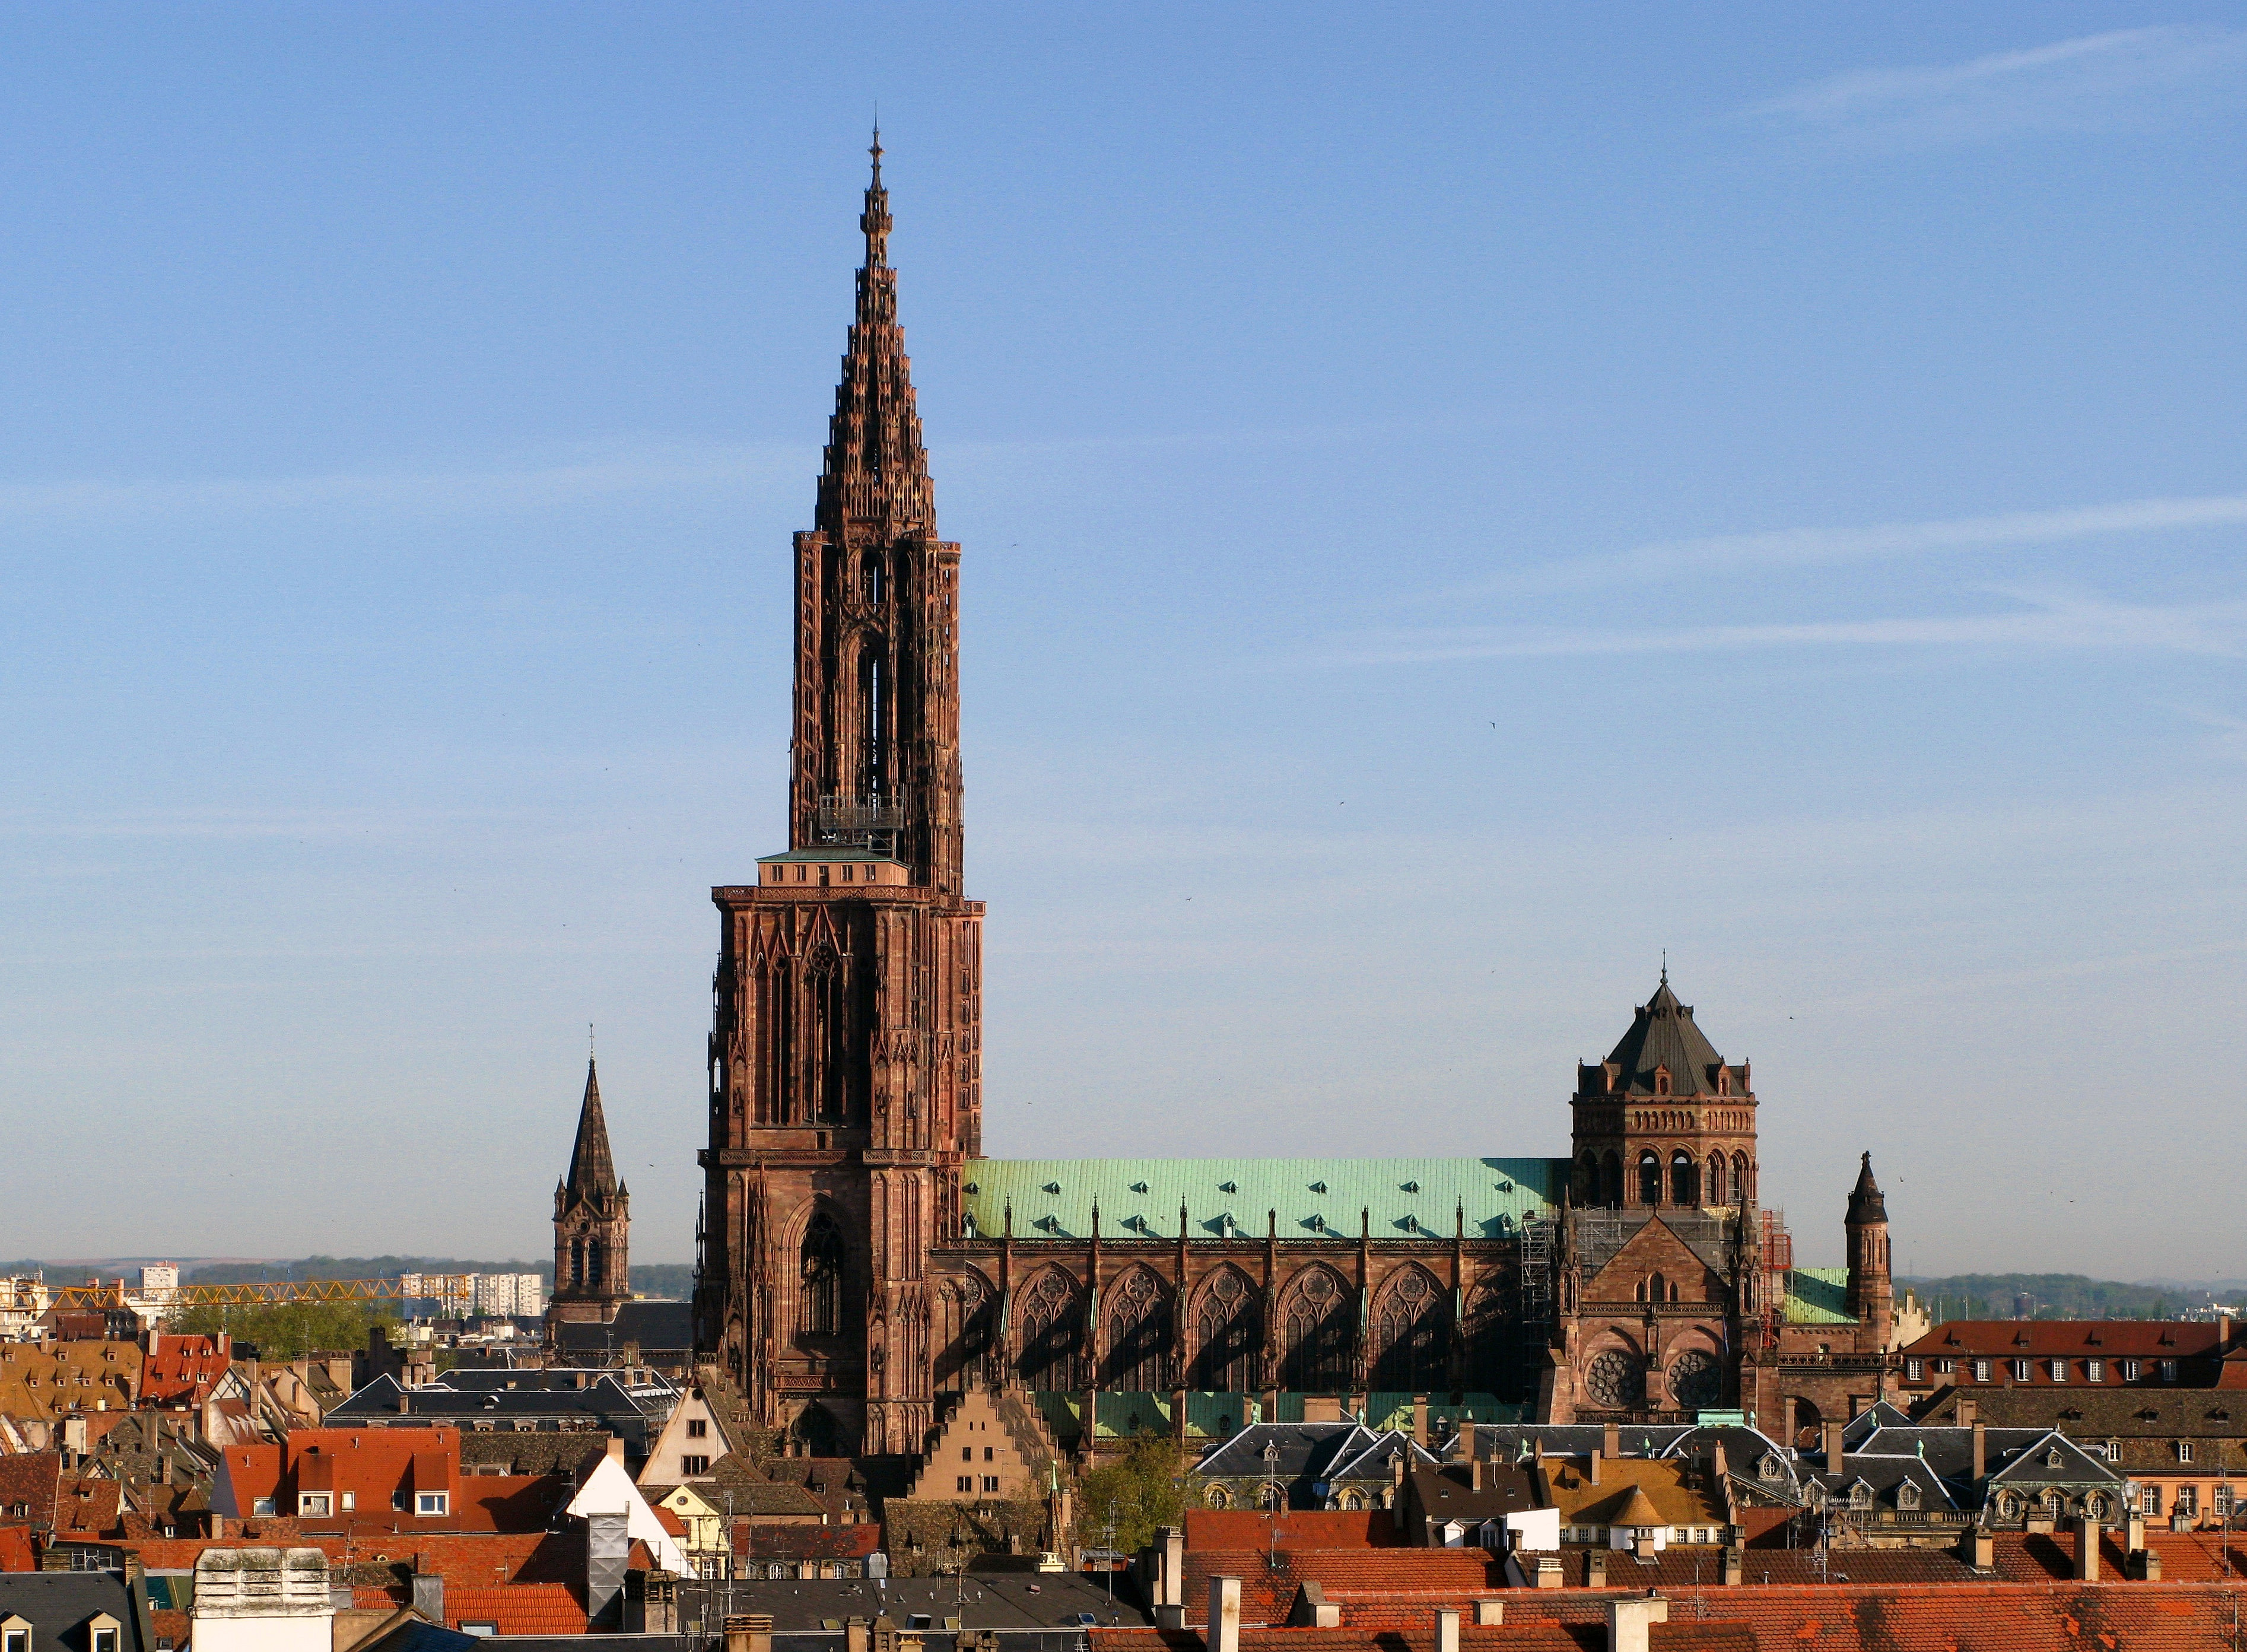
670, 143, 1898, 1459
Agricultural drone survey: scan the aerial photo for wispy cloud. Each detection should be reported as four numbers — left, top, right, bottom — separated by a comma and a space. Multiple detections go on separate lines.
1743, 26, 2247, 145
1324, 589, 2247, 666
0, 441, 809, 531
1494, 491, 2247, 593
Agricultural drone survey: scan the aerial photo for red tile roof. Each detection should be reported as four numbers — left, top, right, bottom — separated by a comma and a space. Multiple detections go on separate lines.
49, 1475, 125, 1539
731, 1522, 882, 1560
1906, 1320, 2221, 1361
1180, 1548, 1502, 1624
1184, 1511, 1401, 1551
444, 1584, 589, 1636
119, 1527, 590, 1587
1989, 1528, 2247, 1584
0, 1527, 37, 1572
0, 1454, 62, 1528
1099, 1581, 2247, 1650
141, 1334, 233, 1406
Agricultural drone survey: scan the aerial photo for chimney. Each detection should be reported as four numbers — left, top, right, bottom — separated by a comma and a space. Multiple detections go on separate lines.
1962, 1530, 1992, 1570
1412, 1396, 1429, 1451
2127, 1510, 2146, 1553
1588, 1448, 1601, 1486
1470, 1458, 1486, 1492
2221, 1313, 2235, 1355
1586, 1551, 1607, 1589
1603, 1422, 1620, 1460
846, 1621, 870, 1652
1531, 1556, 1563, 1589
606, 1435, 626, 1465
1392, 1451, 1407, 1491
2134, 1548, 2163, 1581
1607, 1596, 1668, 1652
1721, 1548, 1743, 1586
1823, 1422, 1844, 1478
1472, 1602, 1504, 1625
1206, 1577, 1241, 1652
2076, 1516, 2099, 1583
1971, 1423, 1986, 1482
1160, 1526, 1186, 1609
1434, 1608, 1460, 1652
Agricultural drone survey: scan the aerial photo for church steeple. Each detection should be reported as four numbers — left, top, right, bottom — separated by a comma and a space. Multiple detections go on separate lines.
789, 137, 965, 895
551, 1054, 630, 1326
814, 130, 935, 546
563, 1057, 619, 1202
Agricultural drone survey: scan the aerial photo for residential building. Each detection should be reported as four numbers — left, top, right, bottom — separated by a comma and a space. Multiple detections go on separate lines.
1897, 1317, 2233, 1397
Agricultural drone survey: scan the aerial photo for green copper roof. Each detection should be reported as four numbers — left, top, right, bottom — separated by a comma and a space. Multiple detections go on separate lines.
958, 1157, 1562, 1243
1785, 1266, 1856, 1326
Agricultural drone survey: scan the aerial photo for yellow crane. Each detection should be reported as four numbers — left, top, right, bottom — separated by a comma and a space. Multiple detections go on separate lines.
52, 1276, 476, 1311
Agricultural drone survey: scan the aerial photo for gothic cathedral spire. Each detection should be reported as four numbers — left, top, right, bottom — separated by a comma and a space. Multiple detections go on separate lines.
789, 135, 965, 897
699, 144, 984, 1455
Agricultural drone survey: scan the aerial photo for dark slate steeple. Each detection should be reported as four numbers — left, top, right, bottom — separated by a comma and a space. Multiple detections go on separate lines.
1846, 1151, 1886, 1225
1601, 973, 1734, 1097
562, 1057, 621, 1204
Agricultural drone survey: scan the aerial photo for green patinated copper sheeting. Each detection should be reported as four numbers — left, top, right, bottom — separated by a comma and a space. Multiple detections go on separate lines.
959, 1157, 1562, 1244
1785, 1265, 1855, 1325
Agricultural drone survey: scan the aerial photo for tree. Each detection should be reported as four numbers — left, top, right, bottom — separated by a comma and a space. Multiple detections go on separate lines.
1075, 1437, 1197, 1556
169, 1300, 401, 1362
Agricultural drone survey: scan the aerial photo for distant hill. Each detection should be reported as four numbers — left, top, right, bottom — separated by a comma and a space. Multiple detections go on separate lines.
1900, 1272, 2245, 1321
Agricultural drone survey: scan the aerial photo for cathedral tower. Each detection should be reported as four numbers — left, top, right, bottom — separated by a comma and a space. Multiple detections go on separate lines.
694, 139, 982, 1456
551, 1057, 631, 1325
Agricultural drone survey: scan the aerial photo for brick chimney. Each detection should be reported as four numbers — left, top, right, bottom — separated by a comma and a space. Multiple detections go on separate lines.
1412, 1396, 1429, 1451
1823, 1422, 1844, 1478
1971, 1422, 1985, 1483
1603, 1422, 1620, 1460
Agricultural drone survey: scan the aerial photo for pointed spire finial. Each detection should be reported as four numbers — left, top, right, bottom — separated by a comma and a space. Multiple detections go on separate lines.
1660, 949, 1667, 987
861, 125, 891, 268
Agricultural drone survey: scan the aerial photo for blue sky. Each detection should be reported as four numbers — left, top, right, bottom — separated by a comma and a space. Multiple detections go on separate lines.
2, 5, 2242, 1278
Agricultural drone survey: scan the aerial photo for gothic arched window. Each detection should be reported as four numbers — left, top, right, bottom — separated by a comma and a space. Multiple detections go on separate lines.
1575, 1152, 1598, 1205
570, 1238, 585, 1288
799, 1212, 847, 1338
586, 1241, 606, 1288
861, 551, 885, 606
934, 1273, 994, 1394
1708, 1152, 1728, 1206
1733, 1152, 1752, 1205
1370, 1266, 1450, 1392
1670, 1151, 1698, 1207
1103, 1267, 1172, 1392
1191, 1267, 1258, 1392
1016, 1268, 1085, 1391
1638, 1152, 1661, 1207
1601, 1152, 1622, 1208
1279, 1266, 1353, 1392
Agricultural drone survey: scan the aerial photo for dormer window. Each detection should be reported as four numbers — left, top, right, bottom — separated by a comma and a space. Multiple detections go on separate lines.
1654, 1068, 1671, 1097
298, 1493, 332, 1516
1757, 1455, 1782, 1484
415, 1491, 449, 1516
1716, 1069, 1728, 1096
1896, 1482, 1920, 1510
1848, 1481, 1871, 1510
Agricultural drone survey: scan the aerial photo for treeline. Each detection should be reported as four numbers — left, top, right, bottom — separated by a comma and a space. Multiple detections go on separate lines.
3, 1255, 695, 1300
1899, 1272, 2240, 1321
